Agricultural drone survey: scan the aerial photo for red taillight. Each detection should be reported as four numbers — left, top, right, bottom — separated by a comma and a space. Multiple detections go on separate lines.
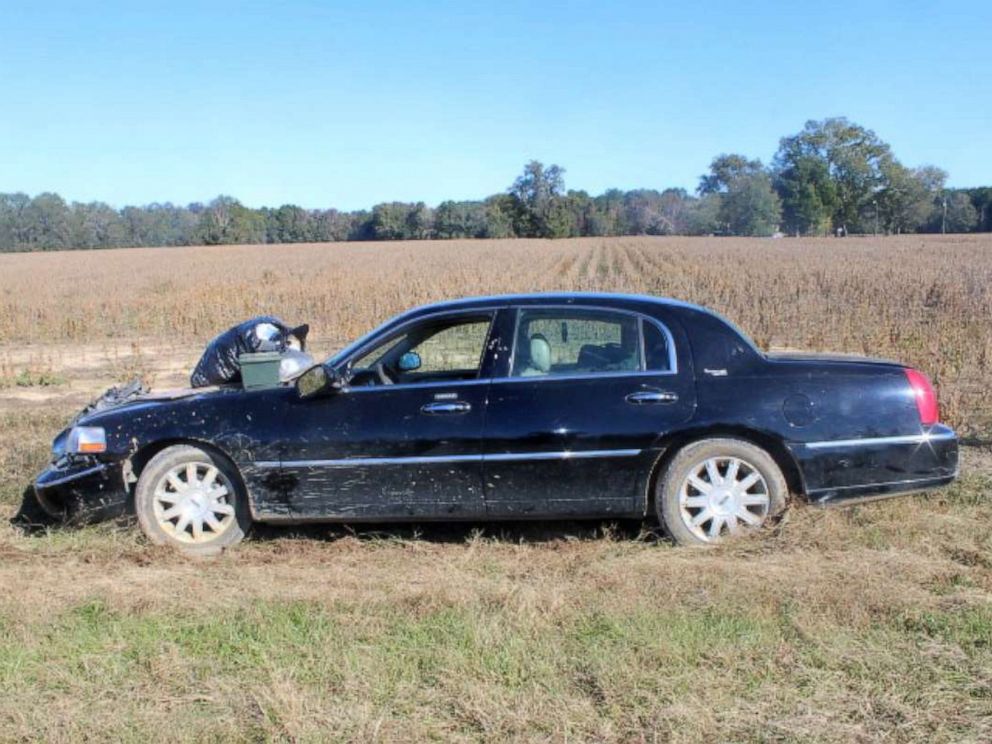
904, 368, 939, 426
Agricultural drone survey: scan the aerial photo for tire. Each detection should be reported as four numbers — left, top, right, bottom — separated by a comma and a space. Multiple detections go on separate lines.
135, 444, 250, 556
655, 438, 787, 547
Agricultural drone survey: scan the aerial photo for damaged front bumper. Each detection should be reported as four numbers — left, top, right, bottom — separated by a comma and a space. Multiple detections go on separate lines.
34, 457, 130, 522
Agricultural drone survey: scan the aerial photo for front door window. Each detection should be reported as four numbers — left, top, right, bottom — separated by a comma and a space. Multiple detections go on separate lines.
349, 313, 494, 386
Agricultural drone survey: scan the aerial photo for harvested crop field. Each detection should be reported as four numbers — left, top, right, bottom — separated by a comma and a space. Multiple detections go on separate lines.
1, 235, 990, 742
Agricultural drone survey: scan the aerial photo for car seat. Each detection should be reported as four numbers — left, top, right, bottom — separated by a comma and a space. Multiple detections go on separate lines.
520, 333, 552, 376
577, 342, 635, 372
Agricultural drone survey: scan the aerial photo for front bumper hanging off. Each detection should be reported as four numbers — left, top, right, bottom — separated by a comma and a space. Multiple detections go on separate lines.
34, 458, 130, 521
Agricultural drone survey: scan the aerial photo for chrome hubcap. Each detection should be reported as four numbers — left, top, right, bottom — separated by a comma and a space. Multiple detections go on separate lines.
152, 462, 236, 544
678, 456, 770, 542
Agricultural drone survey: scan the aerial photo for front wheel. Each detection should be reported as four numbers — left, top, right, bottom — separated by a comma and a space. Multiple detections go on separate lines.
135, 444, 251, 556
656, 438, 787, 546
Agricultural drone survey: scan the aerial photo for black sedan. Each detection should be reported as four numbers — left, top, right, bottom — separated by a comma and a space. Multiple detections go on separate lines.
34, 293, 959, 555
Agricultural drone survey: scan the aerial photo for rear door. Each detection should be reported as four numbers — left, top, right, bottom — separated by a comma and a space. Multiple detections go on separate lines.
482, 305, 695, 517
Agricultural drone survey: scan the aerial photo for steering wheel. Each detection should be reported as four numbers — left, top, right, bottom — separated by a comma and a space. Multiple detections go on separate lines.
372, 361, 395, 386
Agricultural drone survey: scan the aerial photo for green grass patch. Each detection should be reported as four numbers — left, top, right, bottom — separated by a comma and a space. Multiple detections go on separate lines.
901, 605, 992, 651
0, 368, 66, 388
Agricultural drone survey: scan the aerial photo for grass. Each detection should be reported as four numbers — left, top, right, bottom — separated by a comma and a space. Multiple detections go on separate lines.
0, 402, 990, 741
3, 369, 66, 388
1, 235, 991, 741
1, 513, 990, 741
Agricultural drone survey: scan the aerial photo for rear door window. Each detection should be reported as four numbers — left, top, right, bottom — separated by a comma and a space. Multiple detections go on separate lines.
510, 308, 643, 378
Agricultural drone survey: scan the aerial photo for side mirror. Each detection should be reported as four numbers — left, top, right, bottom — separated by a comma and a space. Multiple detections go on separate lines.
296, 364, 342, 399
397, 351, 422, 372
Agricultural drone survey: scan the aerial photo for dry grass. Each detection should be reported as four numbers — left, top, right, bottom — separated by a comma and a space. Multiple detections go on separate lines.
1, 236, 991, 741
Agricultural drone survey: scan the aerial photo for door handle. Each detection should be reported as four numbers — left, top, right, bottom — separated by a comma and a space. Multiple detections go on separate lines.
625, 390, 678, 405
420, 401, 472, 415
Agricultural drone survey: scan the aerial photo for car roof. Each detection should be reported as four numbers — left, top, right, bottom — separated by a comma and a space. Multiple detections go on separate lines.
401, 292, 710, 317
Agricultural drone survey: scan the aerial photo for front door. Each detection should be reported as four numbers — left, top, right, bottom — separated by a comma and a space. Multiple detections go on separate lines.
255, 311, 497, 520
482, 306, 696, 517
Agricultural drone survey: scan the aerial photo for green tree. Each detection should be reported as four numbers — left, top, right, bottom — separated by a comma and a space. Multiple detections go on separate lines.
405, 202, 434, 239
198, 196, 265, 245
720, 173, 782, 236
657, 188, 694, 235
309, 208, 354, 242
23, 193, 72, 250
699, 155, 781, 235
698, 154, 764, 195
369, 203, 412, 240
69, 202, 127, 248
965, 188, 992, 231
876, 162, 936, 234
925, 191, 978, 233
482, 195, 517, 238
434, 200, 488, 239
774, 118, 892, 232
684, 194, 722, 235
509, 161, 569, 238
774, 155, 837, 235
434, 201, 465, 238
268, 205, 312, 243
588, 189, 624, 236
0, 192, 31, 249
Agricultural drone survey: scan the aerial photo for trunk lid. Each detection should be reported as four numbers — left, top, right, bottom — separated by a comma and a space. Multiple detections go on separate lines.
764, 350, 904, 369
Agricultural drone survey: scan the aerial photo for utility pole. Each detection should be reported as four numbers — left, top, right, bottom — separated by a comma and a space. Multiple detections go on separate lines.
873, 200, 879, 236
941, 195, 947, 234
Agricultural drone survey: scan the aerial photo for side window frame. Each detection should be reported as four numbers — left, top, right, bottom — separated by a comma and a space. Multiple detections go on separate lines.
501, 305, 678, 382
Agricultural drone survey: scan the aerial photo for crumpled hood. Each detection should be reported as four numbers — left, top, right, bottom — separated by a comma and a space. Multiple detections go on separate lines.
71, 380, 231, 426
52, 382, 240, 460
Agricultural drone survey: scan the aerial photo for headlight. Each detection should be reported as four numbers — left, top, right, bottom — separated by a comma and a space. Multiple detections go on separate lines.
66, 426, 107, 454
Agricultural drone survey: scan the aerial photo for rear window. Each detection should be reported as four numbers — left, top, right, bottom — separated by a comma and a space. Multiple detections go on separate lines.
686, 309, 761, 374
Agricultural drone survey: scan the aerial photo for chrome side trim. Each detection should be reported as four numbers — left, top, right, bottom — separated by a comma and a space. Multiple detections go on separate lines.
256, 448, 642, 469
809, 473, 958, 499
490, 370, 674, 386
343, 378, 491, 393
802, 431, 957, 450
484, 449, 641, 462
342, 369, 674, 391
255, 454, 479, 469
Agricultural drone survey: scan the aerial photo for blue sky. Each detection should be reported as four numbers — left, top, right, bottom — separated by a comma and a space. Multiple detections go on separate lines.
1, 0, 989, 210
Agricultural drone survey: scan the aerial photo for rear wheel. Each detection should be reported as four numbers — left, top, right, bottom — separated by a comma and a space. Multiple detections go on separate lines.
135, 445, 250, 556
656, 438, 787, 546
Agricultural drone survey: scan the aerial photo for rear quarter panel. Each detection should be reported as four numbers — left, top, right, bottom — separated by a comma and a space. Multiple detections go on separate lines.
669, 304, 955, 500
693, 359, 956, 499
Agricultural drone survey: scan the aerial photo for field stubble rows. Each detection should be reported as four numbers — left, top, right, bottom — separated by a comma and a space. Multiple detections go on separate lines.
0, 235, 990, 741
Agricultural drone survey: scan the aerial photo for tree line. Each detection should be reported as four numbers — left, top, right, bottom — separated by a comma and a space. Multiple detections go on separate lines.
2, 117, 989, 252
